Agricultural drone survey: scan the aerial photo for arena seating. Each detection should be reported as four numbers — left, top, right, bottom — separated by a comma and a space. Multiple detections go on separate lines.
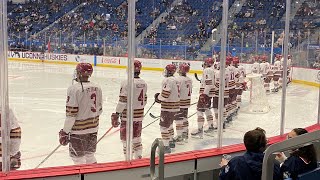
6, 0, 319, 59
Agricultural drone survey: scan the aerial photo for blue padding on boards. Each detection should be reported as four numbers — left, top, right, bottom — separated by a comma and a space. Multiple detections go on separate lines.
94, 55, 97, 66
297, 167, 320, 180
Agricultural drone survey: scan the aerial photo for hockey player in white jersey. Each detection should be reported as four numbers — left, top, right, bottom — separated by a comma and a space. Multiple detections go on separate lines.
174, 63, 192, 143
111, 60, 147, 159
155, 64, 180, 153
251, 56, 260, 74
0, 108, 22, 170
226, 57, 237, 121
59, 63, 103, 165
236, 60, 247, 106
259, 55, 272, 93
232, 57, 244, 115
272, 54, 282, 92
212, 60, 230, 129
287, 55, 292, 84
191, 58, 216, 138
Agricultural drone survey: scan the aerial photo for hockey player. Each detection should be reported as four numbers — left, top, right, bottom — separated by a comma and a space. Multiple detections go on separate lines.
237, 60, 248, 107
212, 60, 230, 129
272, 55, 282, 92
111, 60, 147, 159
232, 57, 241, 115
226, 57, 237, 120
155, 64, 179, 153
191, 58, 216, 138
174, 63, 192, 143
251, 56, 260, 74
59, 63, 103, 165
287, 55, 292, 84
260, 55, 272, 94
0, 108, 22, 171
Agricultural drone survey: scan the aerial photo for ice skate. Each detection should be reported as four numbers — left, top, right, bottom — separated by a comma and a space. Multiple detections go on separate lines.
191, 128, 203, 139
164, 146, 171, 154
169, 140, 175, 148
182, 132, 189, 143
204, 125, 217, 137
173, 135, 184, 145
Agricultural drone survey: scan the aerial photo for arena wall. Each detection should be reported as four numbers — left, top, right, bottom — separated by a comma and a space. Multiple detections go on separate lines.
8, 51, 320, 87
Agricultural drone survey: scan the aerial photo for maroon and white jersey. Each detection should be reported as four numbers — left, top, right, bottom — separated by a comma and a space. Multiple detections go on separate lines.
116, 78, 148, 122
251, 62, 260, 74
238, 64, 246, 84
176, 75, 193, 108
287, 58, 292, 69
214, 69, 230, 98
159, 76, 180, 112
260, 62, 271, 77
234, 67, 241, 90
201, 67, 215, 97
281, 58, 292, 70
227, 65, 236, 89
273, 60, 282, 76
63, 82, 103, 135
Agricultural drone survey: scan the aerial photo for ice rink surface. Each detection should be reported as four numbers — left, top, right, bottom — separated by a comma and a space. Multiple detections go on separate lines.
7, 61, 319, 170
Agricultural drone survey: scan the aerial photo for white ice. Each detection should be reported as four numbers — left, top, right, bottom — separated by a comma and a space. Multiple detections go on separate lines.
7, 61, 319, 170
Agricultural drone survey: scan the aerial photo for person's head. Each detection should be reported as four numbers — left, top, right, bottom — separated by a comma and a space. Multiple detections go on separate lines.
75, 63, 93, 82
178, 63, 190, 76
164, 64, 176, 77
203, 58, 214, 68
288, 128, 318, 163
244, 127, 267, 153
287, 128, 308, 139
134, 60, 142, 78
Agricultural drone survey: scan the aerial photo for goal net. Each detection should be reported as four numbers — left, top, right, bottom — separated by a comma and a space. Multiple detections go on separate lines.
242, 73, 270, 114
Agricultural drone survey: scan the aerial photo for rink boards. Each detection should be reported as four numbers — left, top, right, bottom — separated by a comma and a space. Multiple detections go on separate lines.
2, 51, 320, 179
8, 51, 320, 87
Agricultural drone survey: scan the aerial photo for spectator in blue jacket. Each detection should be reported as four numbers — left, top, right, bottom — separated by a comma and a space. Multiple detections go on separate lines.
219, 127, 281, 180
276, 128, 318, 180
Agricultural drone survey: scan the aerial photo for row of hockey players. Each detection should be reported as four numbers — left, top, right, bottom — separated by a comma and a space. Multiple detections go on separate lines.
58, 57, 248, 165
190, 56, 247, 139
112, 61, 193, 155
251, 54, 292, 93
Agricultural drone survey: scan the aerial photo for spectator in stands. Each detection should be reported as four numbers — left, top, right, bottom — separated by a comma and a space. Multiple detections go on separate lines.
276, 128, 318, 180
219, 127, 281, 180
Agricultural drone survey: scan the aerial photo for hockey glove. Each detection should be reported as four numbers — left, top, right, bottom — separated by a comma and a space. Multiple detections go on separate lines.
59, 129, 70, 146
111, 113, 120, 128
154, 93, 161, 103
242, 82, 248, 91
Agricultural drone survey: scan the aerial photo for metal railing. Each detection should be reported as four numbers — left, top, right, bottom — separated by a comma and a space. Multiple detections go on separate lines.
150, 138, 165, 180
262, 130, 320, 180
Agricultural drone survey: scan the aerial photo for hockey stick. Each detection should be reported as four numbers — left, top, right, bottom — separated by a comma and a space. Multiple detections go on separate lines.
35, 127, 114, 169
35, 144, 62, 169
142, 117, 160, 130
149, 102, 198, 119
149, 113, 159, 119
144, 101, 156, 117
194, 73, 201, 82
96, 126, 114, 145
